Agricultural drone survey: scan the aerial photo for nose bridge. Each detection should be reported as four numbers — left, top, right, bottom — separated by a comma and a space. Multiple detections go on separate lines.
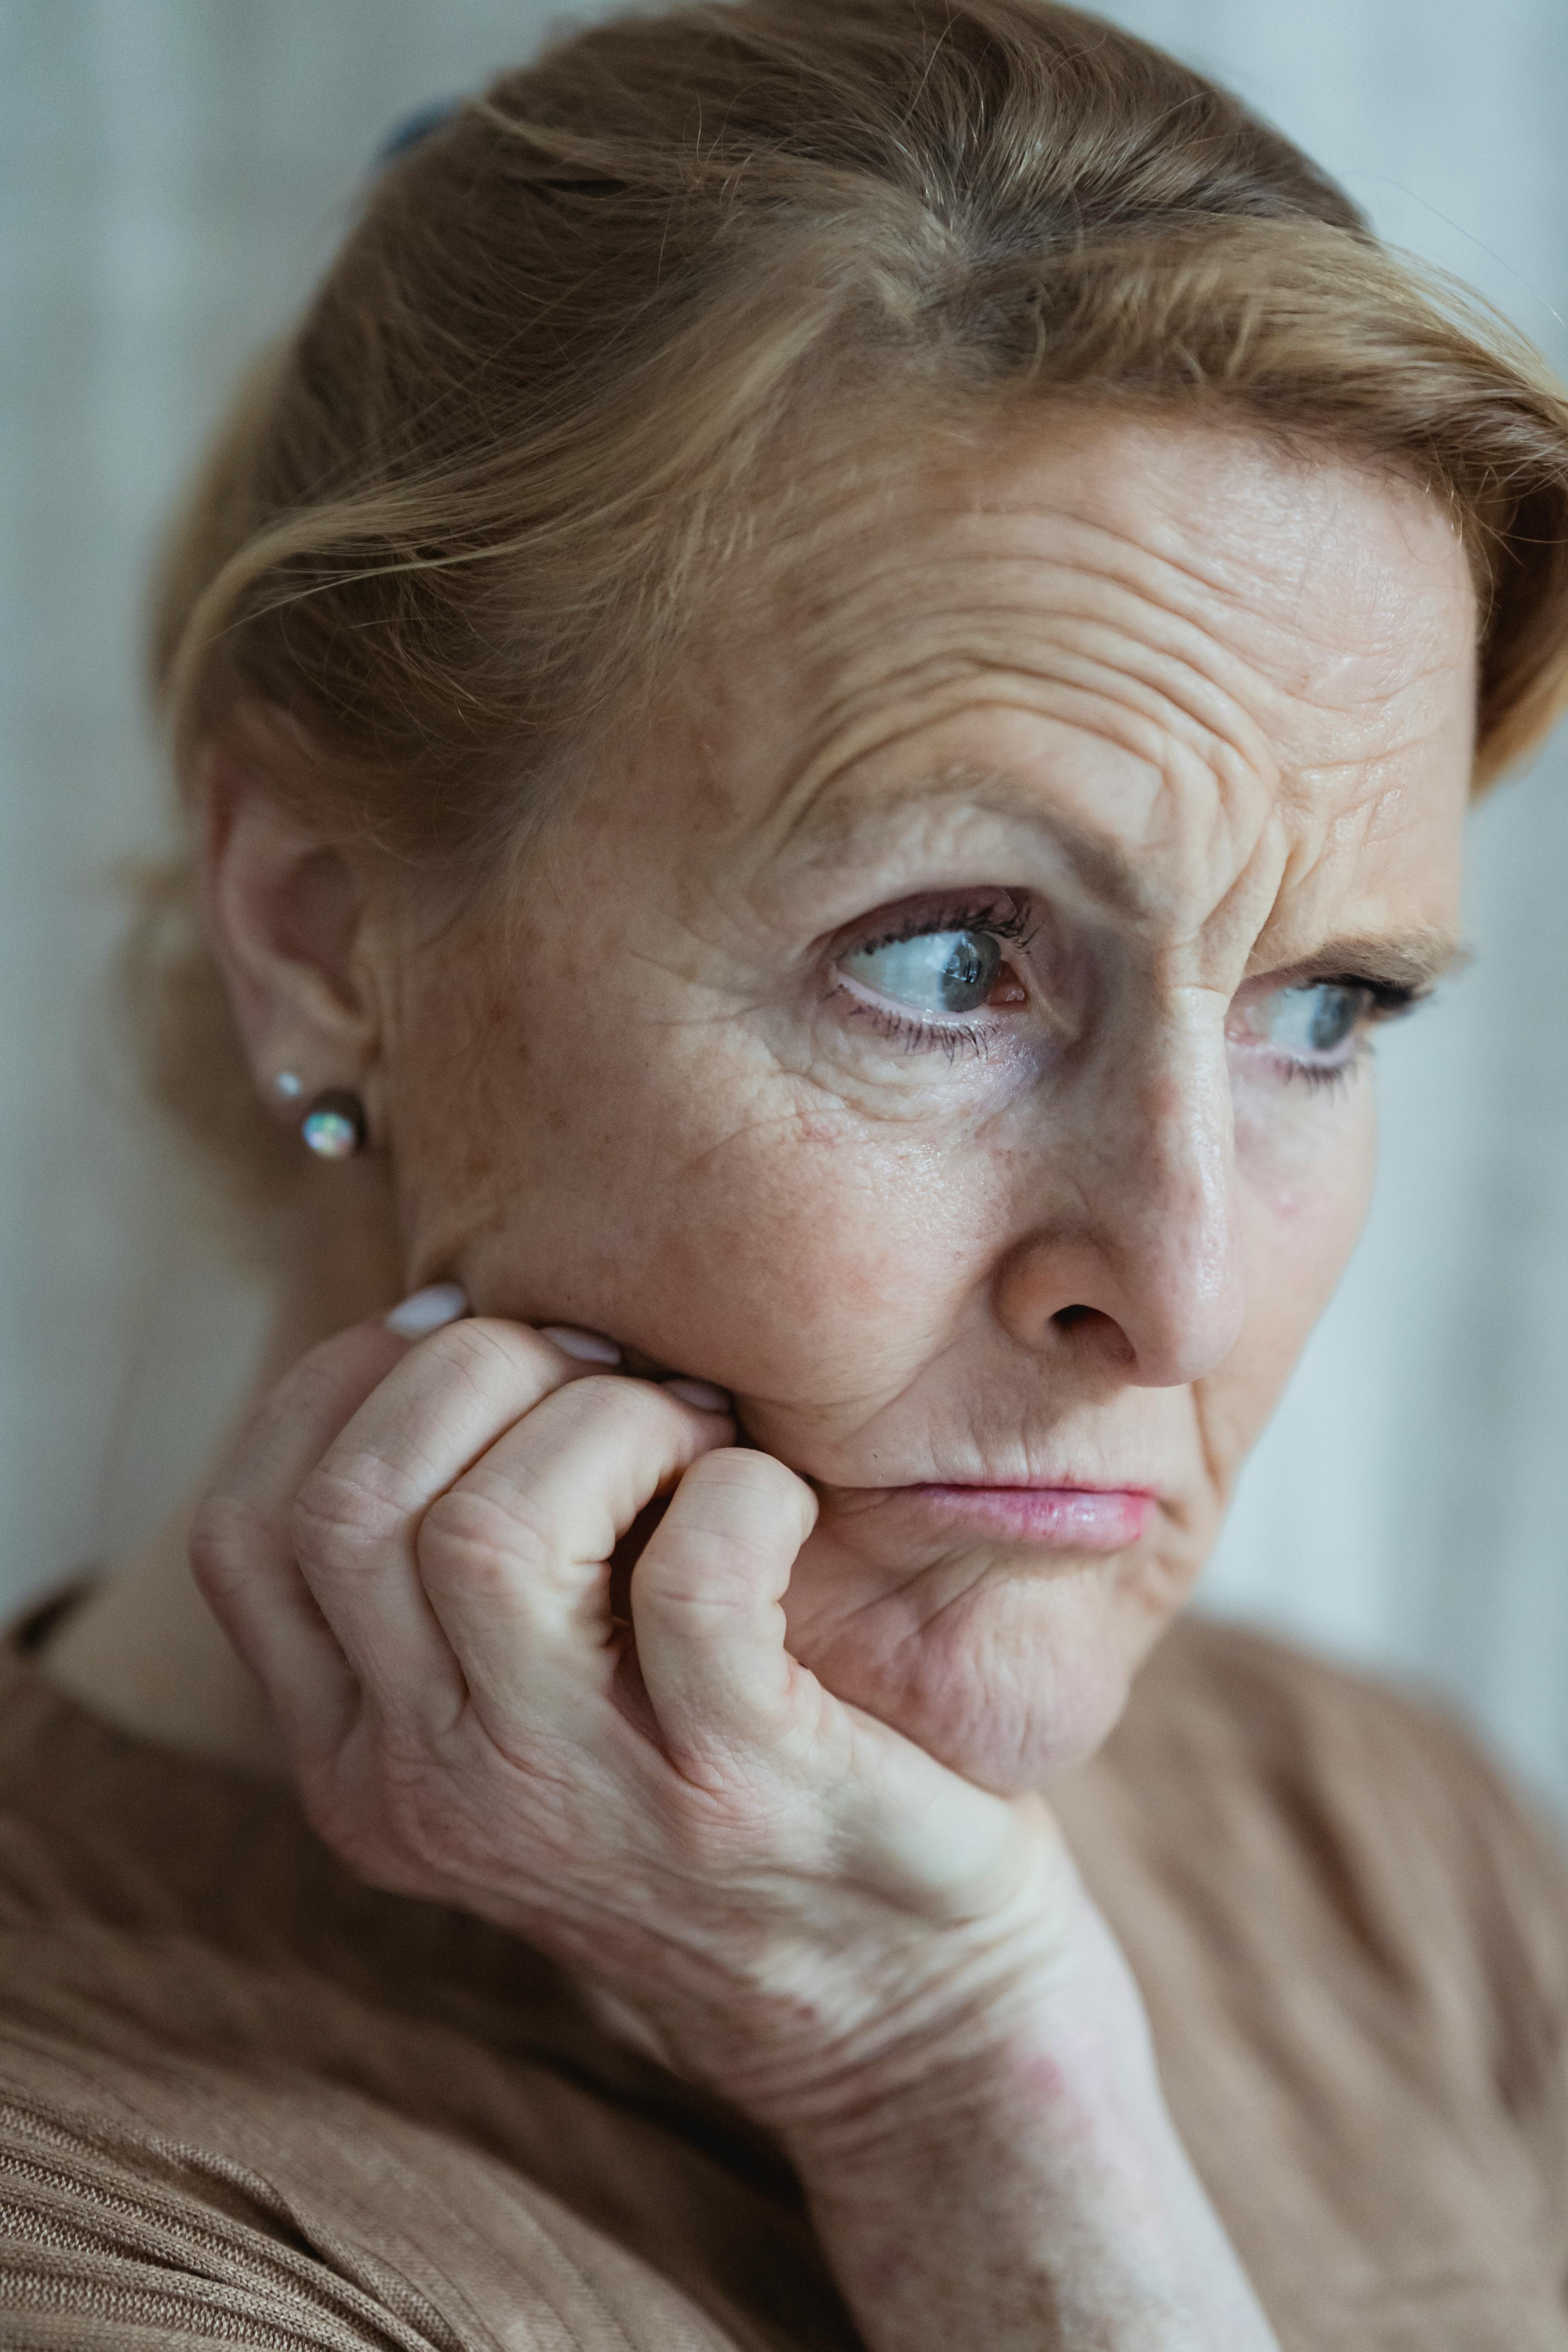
1119, 1005, 1244, 1383
996, 990, 1245, 1389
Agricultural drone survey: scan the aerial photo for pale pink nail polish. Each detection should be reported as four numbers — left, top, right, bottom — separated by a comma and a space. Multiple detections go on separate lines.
662, 1376, 730, 1413
385, 1282, 469, 1337
539, 1325, 622, 1365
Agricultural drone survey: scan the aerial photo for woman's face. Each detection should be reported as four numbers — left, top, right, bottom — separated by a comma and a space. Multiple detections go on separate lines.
378, 412, 1476, 1793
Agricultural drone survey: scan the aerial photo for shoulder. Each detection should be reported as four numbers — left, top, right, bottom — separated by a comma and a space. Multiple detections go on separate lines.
1118, 1610, 1566, 1892
1068, 1617, 1568, 2336
1105, 1611, 1568, 1954
1081, 1612, 1568, 2154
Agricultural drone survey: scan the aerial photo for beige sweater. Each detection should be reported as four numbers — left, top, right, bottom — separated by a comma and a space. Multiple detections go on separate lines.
1, 1604, 1565, 2350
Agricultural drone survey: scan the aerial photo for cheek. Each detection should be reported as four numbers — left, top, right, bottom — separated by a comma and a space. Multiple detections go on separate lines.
1205, 1078, 1378, 1468
622, 1124, 998, 1427
403, 989, 992, 1414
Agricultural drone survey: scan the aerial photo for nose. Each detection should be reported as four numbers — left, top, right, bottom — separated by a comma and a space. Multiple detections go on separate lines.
991, 1013, 1246, 1389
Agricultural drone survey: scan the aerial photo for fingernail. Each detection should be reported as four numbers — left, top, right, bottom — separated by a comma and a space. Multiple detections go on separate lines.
539, 1325, 621, 1365
385, 1281, 469, 1337
662, 1376, 731, 1413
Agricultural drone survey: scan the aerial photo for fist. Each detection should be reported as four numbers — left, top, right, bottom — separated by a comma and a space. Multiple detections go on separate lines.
192, 1310, 1078, 2141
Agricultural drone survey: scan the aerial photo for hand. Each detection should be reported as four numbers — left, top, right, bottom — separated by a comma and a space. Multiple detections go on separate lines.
191, 1309, 1076, 2132
192, 1308, 1278, 2349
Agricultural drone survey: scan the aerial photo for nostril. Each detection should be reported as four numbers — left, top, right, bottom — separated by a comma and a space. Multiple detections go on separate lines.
1053, 1303, 1095, 1330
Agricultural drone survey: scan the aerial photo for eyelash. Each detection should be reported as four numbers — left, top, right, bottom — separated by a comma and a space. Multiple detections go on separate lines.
1279, 1056, 1359, 1098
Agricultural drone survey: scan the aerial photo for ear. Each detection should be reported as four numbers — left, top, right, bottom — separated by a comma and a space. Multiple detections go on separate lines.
200, 738, 385, 1133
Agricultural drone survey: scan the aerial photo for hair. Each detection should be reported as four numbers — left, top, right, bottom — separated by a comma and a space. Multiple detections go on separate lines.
131, 0, 1568, 1224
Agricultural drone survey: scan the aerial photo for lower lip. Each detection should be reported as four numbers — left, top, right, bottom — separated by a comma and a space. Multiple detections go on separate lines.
902, 1485, 1154, 1550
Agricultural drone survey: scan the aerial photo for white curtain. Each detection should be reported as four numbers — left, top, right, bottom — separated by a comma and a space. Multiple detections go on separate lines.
4, 0, 1566, 1812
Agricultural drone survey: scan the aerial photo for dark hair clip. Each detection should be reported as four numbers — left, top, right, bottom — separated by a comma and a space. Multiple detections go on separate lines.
373, 98, 461, 172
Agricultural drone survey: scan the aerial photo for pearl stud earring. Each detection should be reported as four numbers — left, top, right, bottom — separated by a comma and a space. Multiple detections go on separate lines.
300, 1089, 368, 1160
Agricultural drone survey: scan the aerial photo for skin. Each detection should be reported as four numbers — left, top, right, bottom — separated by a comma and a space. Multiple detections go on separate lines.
44, 408, 1477, 2348
385, 408, 1467, 1788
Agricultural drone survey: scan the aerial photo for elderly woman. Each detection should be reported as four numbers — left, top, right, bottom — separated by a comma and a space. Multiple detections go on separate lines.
5, 1, 1568, 2345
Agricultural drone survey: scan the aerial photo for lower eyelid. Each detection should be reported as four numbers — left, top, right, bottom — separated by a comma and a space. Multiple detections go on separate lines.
1270, 1036, 1373, 1089
827, 976, 996, 1054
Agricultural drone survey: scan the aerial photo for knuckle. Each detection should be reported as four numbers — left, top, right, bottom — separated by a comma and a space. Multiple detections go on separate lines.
641, 1449, 816, 1616
360, 1742, 568, 1896
550, 1370, 677, 1446
291, 1457, 403, 1577
697, 1445, 818, 1530
641, 1545, 757, 1628
657, 1772, 790, 1881
417, 1483, 552, 1600
425, 1314, 558, 1396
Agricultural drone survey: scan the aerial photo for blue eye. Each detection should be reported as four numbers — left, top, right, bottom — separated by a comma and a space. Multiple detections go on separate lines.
1264, 982, 1365, 1061
841, 928, 1004, 1016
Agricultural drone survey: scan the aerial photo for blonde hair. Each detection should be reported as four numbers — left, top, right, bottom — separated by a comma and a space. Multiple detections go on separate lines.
134, 0, 1568, 1216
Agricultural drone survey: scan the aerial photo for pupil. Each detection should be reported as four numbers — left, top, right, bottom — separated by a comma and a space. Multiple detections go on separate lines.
940, 932, 1000, 1011
1309, 985, 1357, 1051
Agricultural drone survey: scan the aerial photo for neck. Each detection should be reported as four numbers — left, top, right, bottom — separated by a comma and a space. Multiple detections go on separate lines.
38, 1160, 403, 1773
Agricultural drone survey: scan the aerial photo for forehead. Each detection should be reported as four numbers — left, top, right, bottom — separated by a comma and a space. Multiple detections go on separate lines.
664, 407, 1477, 960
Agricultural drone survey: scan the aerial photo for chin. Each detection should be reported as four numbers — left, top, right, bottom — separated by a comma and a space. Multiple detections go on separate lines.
795, 1568, 1148, 1795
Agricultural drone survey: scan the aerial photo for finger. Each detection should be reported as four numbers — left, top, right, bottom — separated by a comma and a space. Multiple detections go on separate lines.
630, 1453, 1026, 1915
629, 1447, 818, 1782
191, 1319, 413, 1757
292, 1317, 610, 1727
416, 1375, 734, 1732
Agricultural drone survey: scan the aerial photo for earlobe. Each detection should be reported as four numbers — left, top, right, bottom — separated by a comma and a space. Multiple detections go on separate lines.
199, 738, 384, 1128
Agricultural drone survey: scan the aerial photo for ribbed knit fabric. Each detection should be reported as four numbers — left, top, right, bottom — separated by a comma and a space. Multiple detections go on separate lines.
2, 1609, 1565, 2350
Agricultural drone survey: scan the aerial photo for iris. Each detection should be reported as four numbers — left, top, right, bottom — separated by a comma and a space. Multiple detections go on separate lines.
1266, 983, 1363, 1061
842, 929, 1004, 1016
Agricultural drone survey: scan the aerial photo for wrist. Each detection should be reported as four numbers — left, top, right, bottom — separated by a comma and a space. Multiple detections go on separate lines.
766, 1873, 1158, 2181
779, 1932, 1276, 2352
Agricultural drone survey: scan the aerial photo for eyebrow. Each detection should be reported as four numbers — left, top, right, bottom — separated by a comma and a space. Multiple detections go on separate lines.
997, 801, 1470, 988
1265, 931, 1470, 995
836, 773, 1162, 922
802, 769, 1468, 993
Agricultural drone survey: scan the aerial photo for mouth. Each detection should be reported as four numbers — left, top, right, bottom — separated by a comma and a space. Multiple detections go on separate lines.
826, 1480, 1157, 1553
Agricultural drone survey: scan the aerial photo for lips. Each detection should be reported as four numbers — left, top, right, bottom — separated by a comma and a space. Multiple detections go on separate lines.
819, 1478, 1155, 1553
906, 1484, 1153, 1549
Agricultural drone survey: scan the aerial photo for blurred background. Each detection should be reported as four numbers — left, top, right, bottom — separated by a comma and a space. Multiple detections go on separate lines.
4, 0, 1567, 1807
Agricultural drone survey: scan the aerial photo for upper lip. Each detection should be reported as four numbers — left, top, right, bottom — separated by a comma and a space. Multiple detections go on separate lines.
827, 1473, 1162, 1498
911, 1477, 1158, 1494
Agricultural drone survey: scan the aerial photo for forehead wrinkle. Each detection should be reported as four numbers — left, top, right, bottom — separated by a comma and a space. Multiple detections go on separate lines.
1003, 432, 1473, 663
764, 754, 1181, 927
1269, 681, 1474, 831
749, 612, 1284, 891
832, 608, 1283, 795
784, 488, 1452, 716
749, 639, 1290, 939
699, 419, 1474, 949
782, 531, 1287, 747
748, 533, 1442, 889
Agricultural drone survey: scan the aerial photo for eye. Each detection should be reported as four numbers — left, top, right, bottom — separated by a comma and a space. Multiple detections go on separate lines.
840, 927, 1017, 1017
1257, 981, 1367, 1064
